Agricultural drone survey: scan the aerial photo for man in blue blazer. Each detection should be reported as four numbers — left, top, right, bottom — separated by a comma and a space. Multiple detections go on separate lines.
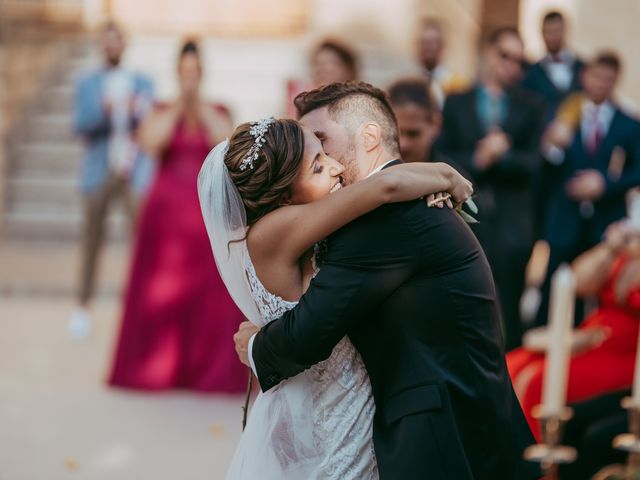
536, 52, 640, 326
71, 22, 154, 337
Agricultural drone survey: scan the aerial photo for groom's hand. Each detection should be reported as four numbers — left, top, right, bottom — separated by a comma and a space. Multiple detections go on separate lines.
234, 321, 260, 367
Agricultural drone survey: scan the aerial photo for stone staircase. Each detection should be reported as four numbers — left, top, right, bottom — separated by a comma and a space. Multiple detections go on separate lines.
1, 30, 416, 244
1, 36, 128, 243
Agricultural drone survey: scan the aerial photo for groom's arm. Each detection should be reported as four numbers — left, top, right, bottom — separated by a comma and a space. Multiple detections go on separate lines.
251, 207, 418, 392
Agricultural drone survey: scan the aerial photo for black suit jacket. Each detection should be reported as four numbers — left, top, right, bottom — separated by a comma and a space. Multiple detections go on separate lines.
522, 57, 584, 122
436, 86, 545, 261
544, 106, 640, 249
252, 162, 538, 479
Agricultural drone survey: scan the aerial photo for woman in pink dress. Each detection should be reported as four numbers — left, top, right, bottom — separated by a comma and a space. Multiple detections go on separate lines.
109, 40, 246, 392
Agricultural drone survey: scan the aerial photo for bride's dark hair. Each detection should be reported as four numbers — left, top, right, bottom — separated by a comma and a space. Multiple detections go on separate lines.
225, 119, 305, 225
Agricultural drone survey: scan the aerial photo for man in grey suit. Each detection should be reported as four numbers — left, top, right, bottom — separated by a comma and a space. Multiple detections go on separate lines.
70, 22, 154, 337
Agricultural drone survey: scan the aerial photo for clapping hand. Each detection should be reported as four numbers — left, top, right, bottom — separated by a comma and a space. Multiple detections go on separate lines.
473, 128, 511, 170
566, 169, 606, 201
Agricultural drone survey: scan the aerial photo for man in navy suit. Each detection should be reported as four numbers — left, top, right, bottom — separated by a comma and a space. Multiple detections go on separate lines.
522, 10, 584, 122
536, 52, 640, 326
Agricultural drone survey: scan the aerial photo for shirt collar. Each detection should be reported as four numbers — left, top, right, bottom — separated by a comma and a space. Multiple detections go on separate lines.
583, 98, 615, 118
544, 49, 575, 64
367, 159, 399, 178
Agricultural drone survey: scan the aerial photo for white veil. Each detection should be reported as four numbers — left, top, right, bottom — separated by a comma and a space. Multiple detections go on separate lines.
198, 140, 321, 479
197, 139, 262, 326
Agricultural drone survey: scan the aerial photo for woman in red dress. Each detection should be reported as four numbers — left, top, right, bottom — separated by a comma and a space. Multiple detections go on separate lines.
109, 41, 246, 392
508, 219, 640, 439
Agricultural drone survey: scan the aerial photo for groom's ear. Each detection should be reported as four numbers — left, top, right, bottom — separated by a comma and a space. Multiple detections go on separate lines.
361, 122, 382, 152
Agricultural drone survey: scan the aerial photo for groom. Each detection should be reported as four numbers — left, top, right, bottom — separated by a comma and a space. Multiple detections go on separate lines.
234, 82, 539, 479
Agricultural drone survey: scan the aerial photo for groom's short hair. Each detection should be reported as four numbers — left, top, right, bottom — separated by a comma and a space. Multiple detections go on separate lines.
294, 81, 400, 155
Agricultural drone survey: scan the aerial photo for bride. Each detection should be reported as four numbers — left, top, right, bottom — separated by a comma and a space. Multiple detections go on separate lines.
198, 117, 472, 479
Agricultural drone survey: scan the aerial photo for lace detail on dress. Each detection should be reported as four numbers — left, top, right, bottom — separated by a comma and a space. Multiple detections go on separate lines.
244, 247, 298, 324
240, 247, 377, 479
308, 250, 378, 478
310, 338, 378, 478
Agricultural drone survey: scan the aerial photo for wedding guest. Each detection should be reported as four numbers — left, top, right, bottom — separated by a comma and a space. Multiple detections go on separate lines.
70, 22, 154, 339
387, 77, 441, 164
109, 40, 246, 392
508, 220, 640, 440
535, 52, 640, 327
417, 18, 468, 108
523, 11, 585, 241
285, 39, 358, 117
437, 27, 545, 350
522, 10, 584, 122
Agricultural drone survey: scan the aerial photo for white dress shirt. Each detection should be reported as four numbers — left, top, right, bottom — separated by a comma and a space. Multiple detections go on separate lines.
543, 49, 576, 92
104, 67, 136, 175
247, 159, 398, 375
581, 99, 615, 153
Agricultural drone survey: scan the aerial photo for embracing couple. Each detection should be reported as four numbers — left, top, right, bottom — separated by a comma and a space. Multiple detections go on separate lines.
198, 82, 539, 479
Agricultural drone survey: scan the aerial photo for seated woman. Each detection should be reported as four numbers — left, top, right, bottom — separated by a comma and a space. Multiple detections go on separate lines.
508, 219, 640, 439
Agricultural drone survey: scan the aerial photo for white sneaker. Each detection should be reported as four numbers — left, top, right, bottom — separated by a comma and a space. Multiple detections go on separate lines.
68, 307, 92, 340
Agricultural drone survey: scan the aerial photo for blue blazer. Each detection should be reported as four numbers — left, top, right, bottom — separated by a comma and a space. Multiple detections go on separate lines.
73, 69, 154, 194
544, 107, 640, 248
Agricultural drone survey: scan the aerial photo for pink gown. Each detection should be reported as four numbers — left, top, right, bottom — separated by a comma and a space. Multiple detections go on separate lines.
109, 112, 247, 392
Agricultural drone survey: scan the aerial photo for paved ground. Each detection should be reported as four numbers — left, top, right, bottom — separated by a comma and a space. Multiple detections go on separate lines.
0, 241, 243, 480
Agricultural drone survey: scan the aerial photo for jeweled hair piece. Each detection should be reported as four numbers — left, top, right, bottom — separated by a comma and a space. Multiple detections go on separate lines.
239, 117, 276, 171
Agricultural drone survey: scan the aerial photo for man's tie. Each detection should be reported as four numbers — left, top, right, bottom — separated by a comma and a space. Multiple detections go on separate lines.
588, 106, 602, 155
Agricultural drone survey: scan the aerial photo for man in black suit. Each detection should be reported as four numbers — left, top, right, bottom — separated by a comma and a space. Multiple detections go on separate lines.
233, 82, 538, 479
437, 28, 545, 350
522, 10, 584, 122
535, 52, 640, 326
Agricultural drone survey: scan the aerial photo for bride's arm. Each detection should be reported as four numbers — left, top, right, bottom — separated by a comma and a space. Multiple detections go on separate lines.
252, 162, 472, 263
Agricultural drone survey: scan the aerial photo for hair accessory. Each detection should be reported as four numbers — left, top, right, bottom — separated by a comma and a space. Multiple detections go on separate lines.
240, 117, 276, 171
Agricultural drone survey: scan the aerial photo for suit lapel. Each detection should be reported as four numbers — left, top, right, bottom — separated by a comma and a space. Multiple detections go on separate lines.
535, 63, 560, 96
466, 88, 485, 139
594, 108, 622, 166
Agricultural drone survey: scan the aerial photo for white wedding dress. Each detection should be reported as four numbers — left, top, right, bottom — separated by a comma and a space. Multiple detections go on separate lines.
225, 247, 378, 479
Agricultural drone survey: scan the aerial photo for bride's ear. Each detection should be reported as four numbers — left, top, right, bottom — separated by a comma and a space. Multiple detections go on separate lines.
361, 122, 382, 152
279, 192, 293, 206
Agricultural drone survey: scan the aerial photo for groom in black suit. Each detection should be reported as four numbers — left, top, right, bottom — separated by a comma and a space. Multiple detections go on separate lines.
234, 82, 539, 479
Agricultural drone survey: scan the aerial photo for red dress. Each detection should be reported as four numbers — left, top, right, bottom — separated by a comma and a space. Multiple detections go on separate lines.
507, 256, 640, 439
109, 115, 247, 392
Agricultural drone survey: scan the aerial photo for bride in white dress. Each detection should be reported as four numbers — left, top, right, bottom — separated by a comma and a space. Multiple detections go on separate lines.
197, 117, 471, 479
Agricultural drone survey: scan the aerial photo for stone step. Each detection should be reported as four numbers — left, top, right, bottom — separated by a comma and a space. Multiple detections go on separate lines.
11, 142, 82, 174
3, 208, 128, 241
21, 113, 75, 143
6, 175, 79, 207
39, 85, 73, 114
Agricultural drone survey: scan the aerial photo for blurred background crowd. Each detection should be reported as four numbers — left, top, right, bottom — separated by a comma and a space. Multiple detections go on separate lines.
1, 0, 640, 479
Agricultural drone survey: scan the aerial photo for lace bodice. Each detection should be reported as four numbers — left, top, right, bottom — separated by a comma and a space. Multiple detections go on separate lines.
244, 247, 298, 325
236, 247, 378, 479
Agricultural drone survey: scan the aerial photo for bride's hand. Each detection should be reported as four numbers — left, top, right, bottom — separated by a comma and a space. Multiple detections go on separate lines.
234, 321, 260, 367
426, 192, 453, 209
447, 169, 474, 206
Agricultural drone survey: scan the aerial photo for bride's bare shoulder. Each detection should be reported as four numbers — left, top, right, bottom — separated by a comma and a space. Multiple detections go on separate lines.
247, 204, 301, 261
